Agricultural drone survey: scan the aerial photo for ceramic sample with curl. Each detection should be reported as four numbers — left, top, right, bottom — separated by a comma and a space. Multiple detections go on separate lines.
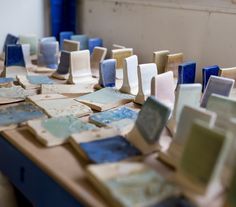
27, 115, 96, 147
151, 71, 175, 110
88, 37, 103, 54
91, 47, 107, 77
178, 61, 196, 84
200, 76, 234, 108
202, 65, 220, 91
175, 120, 233, 203
19, 34, 38, 55
63, 39, 80, 52
87, 162, 179, 207
159, 106, 216, 168
165, 53, 183, 78
219, 67, 236, 87
71, 97, 171, 164
67, 50, 93, 84
59, 31, 74, 49
120, 55, 138, 95
134, 63, 157, 105
153, 50, 170, 74
111, 48, 133, 79
70, 34, 88, 50
76, 87, 134, 111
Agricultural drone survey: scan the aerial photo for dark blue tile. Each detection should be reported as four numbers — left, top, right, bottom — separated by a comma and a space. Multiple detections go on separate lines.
99, 59, 116, 87
5, 44, 25, 67
3, 34, 18, 52
178, 61, 196, 84
59, 31, 74, 49
79, 136, 141, 163
88, 38, 103, 54
151, 196, 196, 207
56, 51, 70, 74
202, 65, 220, 91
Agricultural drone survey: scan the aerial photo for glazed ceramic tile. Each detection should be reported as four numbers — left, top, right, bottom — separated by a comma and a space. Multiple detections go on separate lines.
159, 106, 216, 168
76, 88, 134, 111
87, 163, 179, 207
27, 93, 66, 103
120, 55, 138, 95
176, 120, 233, 198
98, 59, 116, 88
134, 63, 157, 105
91, 47, 107, 77
111, 48, 133, 70
178, 61, 196, 84
0, 102, 46, 130
153, 50, 170, 74
202, 65, 220, 92
2, 33, 18, 52
151, 71, 175, 109
165, 53, 183, 77
63, 39, 80, 52
0, 77, 14, 87
19, 34, 38, 55
17, 75, 54, 89
51, 51, 70, 80
27, 115, 96, 147
201, 76, 234, 108
37, 41, 59, 69
89, 106, 138, 127
70, 34, 88, 50
21, 44, 34, 69
88, 37, 103, 54
67, 50, 93, 84
59, 31, 74, 49
39, 36, 56, 43
219, 67, 236, 87
41, 83, 95, 95
28, 95, 92, 118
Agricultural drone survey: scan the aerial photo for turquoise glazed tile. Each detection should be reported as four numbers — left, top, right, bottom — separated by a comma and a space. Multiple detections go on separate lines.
26, 75, 54, 85
70, 34, 88, 50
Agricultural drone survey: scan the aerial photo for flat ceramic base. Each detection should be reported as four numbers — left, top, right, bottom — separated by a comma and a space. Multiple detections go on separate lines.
51, 72, 69, 80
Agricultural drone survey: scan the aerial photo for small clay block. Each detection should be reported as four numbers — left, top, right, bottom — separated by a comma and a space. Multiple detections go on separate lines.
88, 38, 103, 54
136, 96, 171, 144
153, 50, 170, 74
219, 67, 236, 86
39, 36, 56, 43
151, 196, 196, 207
165, 53, 183, 77
91, 47, 107, 77
63, 39, 80, 52
0, 102, 45, 127
98, 59, 116, 87
111, 48, 133, 69
19, 35, 38, 55
5, 44, 25, 67
79, 136, 141, 163
59, 31, 74, 49
89, 106, 138, 127
37, 41, 59, 69
178, 61, 196, 84
0, 78, 14, 87
200, 76, 234, 108
202, 65, 220, 92
3, 34, 18, 52
71, 34, 88, 50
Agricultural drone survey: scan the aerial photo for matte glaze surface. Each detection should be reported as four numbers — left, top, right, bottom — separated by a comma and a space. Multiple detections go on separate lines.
98, 59, 116, 87
26, 75, 54, 85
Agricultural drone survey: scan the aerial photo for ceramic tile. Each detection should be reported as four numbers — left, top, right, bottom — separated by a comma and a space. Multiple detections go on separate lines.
71, 34, 88, 50
112, 44, 126, 49
88, 38, 103, 54
201, 76, 234, 108
111, 48, 133, 69
3, 34, 18, 52
76, 88, 134, 111
0, 78, 14, 87
63, 39, 80, 52
219, 67, 236, 86
120, 55, 138, 95
153, 50, 170, 74
19, 35, 38, 55
91, 47, 107, 77
39, 36, 56, 43
5, 44, 25, 67
98, 59, 116, 87
59, 31, 74, 49
21, 44, 34, 68
202, 65, 220, 92
178, 61, 196, 84
151, 71, 175, 109
134, 63, 157, 105
226, 167, 236, 207
17, 75, 53, 89
165, 53, 183, 78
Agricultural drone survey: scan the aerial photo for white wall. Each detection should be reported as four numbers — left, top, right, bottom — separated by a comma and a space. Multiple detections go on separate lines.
79, 0, 236, 80
0, 0, 48, 50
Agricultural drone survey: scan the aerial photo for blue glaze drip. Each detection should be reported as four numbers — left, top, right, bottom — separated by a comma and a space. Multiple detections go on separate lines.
26, 75, 54, 85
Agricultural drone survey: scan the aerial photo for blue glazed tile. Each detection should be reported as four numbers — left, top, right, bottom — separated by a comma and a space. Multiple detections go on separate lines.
56, 51, 70, 74
71, 34, 89, 50
3, 34, 18, 52
136, 96, 171, 144
79, 136, 141, 163
151, 196, 196, 207
99, 59, 116, 87
89, 106, 138, 126
26, 75, 54, 85
38, 41, 59, 69
202, 65, 220, 91
88, 38, 103, 54
40, 36, 57, 43
0, 77, 14, 84
4, 44, 25, 67
0, 102, 45, 126
178, 61, 196, 84
59, 31, 74, 49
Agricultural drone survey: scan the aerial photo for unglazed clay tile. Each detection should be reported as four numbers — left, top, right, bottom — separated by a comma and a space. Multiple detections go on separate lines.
70, 34, 88, 50
111, 48, 133, 70
202, 65, 220, 92
59, 31, 74, 49
153, 50, 170, 74
120, 55, 138, 95
151, 71, 175, 109
201, 76, 234, 108
19, 34, 38, 55
88, 37, 103, 54
63, 39, 80, 52
178, 61, 196, 84
219, 67, 236, 87
165, 53, 183, 78
134, 63, 157, 105
91, 47, 107, 77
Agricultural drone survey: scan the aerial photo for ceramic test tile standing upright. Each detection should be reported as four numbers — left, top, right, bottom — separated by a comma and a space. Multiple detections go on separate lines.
165, 53, 183, 78
63, 39, 80, 52
178, 61, 196, 84
88, 38, 103, 54
91, 47, 107, 77
219, 67, 236, 86
202, 65, 220, 92
153, 50, 170, 74
71, 34, 88, 50
19, 35, 38, 55
2, 34, 18, 53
